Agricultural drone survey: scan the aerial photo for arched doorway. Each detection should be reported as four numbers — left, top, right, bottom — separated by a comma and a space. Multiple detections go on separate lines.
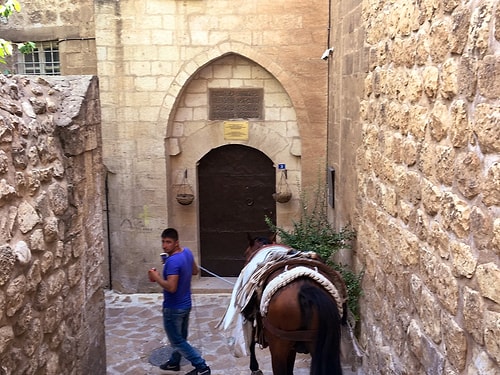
198, 144, 276, 276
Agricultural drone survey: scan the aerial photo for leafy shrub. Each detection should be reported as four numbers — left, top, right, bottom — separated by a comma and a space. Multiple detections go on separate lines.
265, 181, 363, 321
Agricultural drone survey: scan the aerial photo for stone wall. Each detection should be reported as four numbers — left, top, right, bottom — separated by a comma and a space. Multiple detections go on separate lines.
95, 0, 329, 292
326, 0, 367, 269
130, 53, 302, 292
0, 75, 105, 374
349, 0, 499, 373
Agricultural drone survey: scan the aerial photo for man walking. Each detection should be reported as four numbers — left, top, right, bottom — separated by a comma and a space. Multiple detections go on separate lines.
148, 228, 211, 375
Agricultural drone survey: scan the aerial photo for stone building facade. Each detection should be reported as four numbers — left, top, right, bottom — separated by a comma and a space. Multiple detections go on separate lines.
0, 75, 105, 374
328, 0, 500, 373
2, 0, 330, 291
94, 0, 330, 292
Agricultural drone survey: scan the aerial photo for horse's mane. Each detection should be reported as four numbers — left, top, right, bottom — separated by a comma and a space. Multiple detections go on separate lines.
244, 233, 277, 264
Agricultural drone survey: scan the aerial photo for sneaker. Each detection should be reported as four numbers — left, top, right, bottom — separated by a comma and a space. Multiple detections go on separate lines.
159, 361, 180, 371
185, 366, 211, 375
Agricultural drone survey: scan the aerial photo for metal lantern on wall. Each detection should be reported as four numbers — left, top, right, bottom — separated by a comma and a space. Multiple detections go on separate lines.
272, 169, 292, 203
175, 169, 195, 205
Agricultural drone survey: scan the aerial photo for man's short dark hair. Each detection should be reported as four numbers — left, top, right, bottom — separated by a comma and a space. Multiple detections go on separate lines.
161, 228, 179, 240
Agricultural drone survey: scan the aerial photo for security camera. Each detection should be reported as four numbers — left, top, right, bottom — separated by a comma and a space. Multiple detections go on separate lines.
321, 47, 334, 60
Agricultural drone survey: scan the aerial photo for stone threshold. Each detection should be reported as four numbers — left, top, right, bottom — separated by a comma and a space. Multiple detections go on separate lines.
191, 276, 237, 294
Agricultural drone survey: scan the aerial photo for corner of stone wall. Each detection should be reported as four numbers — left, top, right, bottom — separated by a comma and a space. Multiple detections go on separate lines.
0, 74, 106, 374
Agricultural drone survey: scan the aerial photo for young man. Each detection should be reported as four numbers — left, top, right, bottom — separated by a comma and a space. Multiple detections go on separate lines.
148, 228, 211, 375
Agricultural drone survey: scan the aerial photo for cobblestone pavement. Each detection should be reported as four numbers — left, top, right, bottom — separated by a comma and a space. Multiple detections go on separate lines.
105, 279, 361, 375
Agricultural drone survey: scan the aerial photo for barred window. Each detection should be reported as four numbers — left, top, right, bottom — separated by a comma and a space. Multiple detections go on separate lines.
15, 41, 60, 75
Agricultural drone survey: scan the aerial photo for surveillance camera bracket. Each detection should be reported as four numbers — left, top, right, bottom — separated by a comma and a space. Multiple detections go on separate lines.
321, 47, 334, 60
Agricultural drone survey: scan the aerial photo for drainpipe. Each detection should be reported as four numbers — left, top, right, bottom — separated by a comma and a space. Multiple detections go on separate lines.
326, 0, 333, 207
326, 0, 332, 137
105, 170, 113, 290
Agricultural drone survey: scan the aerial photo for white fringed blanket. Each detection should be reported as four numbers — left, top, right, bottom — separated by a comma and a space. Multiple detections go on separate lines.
217, 245, 341, 357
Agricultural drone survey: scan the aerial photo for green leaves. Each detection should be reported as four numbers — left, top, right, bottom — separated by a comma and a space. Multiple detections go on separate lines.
265, 174, 363, 321
0, 38, 13, 64
18, 41, 35, 54
0, 1, 35, 65
331, 263, 364, 322
0, 0, 21, 18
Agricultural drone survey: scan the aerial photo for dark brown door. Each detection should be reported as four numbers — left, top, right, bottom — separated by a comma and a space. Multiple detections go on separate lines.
198, 144, 276, 276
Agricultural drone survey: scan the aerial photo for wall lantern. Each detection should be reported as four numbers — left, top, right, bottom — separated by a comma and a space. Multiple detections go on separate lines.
272, 168, 291, 203
175, 169, 195, 205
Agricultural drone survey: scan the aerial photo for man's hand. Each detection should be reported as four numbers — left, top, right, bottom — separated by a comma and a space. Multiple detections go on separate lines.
148, 268, 159, 282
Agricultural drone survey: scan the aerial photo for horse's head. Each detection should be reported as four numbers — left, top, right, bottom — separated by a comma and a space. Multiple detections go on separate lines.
244, 233, 276, 263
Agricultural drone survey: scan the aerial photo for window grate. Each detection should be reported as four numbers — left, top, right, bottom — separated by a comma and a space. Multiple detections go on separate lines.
15, 41, 60, 75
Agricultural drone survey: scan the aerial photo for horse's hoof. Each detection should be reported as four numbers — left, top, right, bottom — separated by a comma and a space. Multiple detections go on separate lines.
251, 371, 263, 375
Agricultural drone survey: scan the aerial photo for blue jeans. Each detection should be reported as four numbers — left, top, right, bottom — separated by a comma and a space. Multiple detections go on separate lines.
163, 307, 207, 369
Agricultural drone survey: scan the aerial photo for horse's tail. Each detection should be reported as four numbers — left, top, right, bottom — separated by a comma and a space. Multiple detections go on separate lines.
298, 282, 342, 375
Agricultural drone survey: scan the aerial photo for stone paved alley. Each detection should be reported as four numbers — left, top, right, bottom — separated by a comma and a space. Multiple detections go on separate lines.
105, 278, 361, 375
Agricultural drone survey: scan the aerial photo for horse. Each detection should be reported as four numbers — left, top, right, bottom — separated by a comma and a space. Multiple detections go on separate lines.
243, 232, 275, 263
220, 237, 347, 375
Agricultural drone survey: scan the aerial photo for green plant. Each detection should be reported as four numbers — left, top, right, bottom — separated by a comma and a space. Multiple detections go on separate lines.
0, 1, 35, 64
0, 0, 21, 18
265, 181, 363, 321
330, 263, 363, 322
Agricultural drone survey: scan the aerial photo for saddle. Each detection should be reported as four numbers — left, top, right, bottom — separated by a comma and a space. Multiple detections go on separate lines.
217, 245, 348, 355
244, 254, 348, 348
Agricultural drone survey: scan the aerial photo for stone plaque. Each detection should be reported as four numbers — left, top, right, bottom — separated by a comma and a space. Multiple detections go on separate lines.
224, 121, 249, 140
209, 88, 263, 120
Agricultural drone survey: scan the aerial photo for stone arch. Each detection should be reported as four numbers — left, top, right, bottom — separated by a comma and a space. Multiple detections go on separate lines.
157, 41, 309, 139
159, 47, 303, 260
175, 121, 291, 169
164, 52, 301, 191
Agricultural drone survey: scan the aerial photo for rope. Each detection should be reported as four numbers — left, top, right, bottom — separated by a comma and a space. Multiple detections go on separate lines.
199, 265, 236, 285
191, 264, 234, 357
260, 266, 344, 317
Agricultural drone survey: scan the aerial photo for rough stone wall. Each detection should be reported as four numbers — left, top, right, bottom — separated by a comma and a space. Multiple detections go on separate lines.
95, 0, 329, 292
2, 0, 95, 36
354, 0, 500, 373
0, 75, 105, 374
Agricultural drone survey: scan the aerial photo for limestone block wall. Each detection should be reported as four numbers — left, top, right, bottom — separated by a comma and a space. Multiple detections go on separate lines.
326, 0, 366, 246
0, 75, 105, 374
354, 0, 500, 373
95, 0, 329, 292
165, 54, 301, 266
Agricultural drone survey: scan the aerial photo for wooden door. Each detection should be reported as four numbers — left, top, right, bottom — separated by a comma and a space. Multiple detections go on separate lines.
198, 145, 276, 276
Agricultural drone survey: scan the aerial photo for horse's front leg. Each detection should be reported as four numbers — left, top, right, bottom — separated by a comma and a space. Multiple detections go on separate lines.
249, 331, 263, 375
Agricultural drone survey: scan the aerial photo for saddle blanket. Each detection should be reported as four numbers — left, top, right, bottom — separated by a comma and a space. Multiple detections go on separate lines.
217, 245, 322, 357
217, 245, 365, 370
217, 245, 291, 331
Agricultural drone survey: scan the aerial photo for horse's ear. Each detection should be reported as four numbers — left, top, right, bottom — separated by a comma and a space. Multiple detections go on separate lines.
270, 232, 277, 243
247, 232, 253, 244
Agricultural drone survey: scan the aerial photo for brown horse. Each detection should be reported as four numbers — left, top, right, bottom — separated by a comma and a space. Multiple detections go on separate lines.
239, 239, 347, 375
243, 233, 276, 263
